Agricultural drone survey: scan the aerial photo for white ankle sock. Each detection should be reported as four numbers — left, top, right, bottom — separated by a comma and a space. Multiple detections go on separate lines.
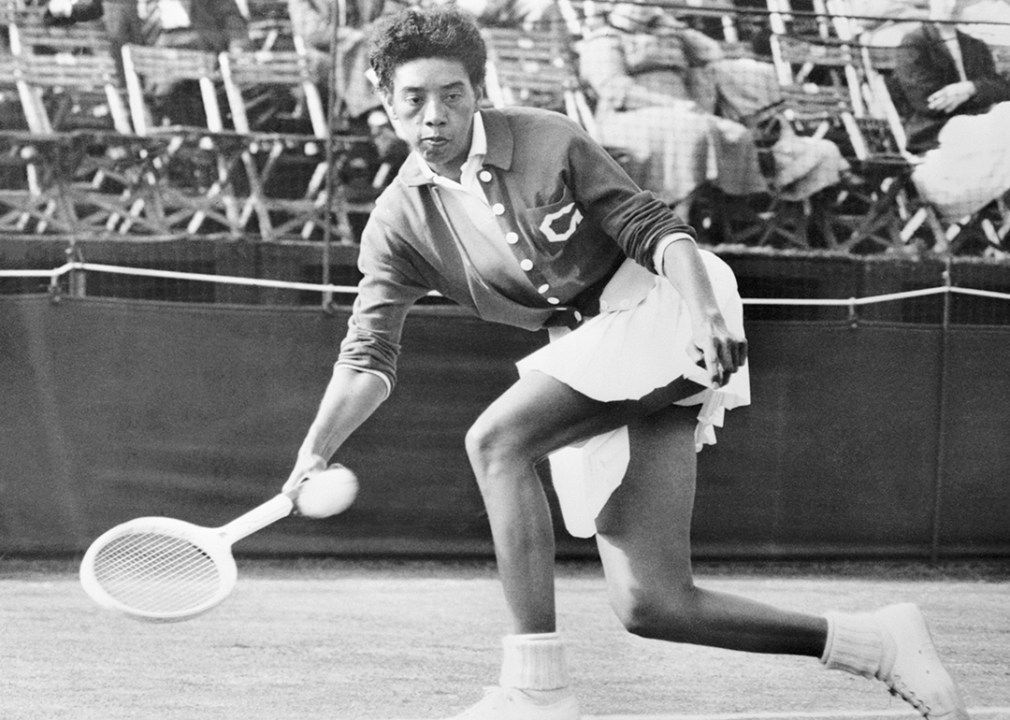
499, 632, 570, 690
821, 611, 888, 679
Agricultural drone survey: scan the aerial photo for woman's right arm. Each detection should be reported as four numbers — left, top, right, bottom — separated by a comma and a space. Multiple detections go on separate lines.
282, 366, 389, 491
283, 213, 428, 492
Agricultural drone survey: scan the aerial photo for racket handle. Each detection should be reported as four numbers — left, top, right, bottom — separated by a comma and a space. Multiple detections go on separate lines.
218, 493, 294, 544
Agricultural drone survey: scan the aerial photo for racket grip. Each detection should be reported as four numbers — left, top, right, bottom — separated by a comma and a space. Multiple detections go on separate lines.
219, 493, 295, 544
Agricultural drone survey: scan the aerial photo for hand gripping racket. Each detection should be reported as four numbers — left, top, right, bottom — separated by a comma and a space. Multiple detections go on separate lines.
80, 490, 297, 623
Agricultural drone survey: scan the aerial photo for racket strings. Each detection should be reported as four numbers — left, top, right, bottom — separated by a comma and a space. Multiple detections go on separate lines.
92, 532, 222, 614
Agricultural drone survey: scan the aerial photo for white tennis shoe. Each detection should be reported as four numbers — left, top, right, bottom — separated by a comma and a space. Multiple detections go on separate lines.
874, 603, 970, 720
447, 686, 580, 720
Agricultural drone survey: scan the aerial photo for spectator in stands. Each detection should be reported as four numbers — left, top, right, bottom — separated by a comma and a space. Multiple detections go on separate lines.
283, 6, 970, 720
579, 3, 848, 214
575, 2, 768, 216
895, 0, 1010, 221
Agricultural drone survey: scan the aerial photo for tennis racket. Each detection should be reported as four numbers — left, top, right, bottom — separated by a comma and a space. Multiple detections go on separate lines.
79, 489, 297, 623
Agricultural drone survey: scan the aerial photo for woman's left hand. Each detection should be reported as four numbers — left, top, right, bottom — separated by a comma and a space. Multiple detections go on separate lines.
927, 81, 976, 113
689, 314, 747, 389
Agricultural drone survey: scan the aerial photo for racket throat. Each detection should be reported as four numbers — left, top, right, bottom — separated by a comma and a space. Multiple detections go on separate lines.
217, 493, 294, 544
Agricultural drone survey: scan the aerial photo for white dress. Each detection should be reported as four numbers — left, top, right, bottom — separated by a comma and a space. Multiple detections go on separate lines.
912, 101, 1010, 221
515, 249, 750, 537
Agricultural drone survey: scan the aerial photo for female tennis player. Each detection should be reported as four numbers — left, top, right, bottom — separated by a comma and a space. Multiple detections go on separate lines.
283, 7, 970, 719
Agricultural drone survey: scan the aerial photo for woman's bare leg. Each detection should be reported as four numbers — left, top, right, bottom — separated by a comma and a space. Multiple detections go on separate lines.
464, 371, 700, 634
595, 403, 827, 656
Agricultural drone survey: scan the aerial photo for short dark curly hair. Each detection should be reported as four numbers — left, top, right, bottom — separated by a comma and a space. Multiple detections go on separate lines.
368, 6, 487, 95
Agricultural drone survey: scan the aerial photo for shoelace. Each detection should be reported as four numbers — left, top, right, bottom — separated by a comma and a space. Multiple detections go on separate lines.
885, 673, 932, 718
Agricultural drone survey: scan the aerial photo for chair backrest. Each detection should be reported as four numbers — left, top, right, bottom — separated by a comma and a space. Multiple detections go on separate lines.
483, 27, 577, 108
774, 34, 866, 116
669, 0, 740, 43
243, 0, 296, 51
16, 51, 131, 133
857, 43, 913, 156
121, 44, 225, 134
6, 5, 111, 56
218, 45, 327, 136
0, 50, 42, 132
482, 26, 598, 139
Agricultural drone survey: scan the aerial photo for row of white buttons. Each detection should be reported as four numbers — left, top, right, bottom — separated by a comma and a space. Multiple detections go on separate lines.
482, 169, 562, 306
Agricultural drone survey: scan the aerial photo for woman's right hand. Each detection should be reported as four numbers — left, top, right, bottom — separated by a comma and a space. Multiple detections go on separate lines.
282, 454, 328, 494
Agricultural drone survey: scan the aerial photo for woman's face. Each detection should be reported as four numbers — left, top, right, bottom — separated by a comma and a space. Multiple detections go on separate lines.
382, 57, 482, 180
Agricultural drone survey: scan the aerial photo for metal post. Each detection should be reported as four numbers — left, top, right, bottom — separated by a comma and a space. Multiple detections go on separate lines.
321, 0, 349, 310
66, 238, 85, 298
930, 256, 952, 563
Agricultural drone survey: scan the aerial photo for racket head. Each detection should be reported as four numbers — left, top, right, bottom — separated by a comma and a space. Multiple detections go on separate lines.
80, 516, 237, 623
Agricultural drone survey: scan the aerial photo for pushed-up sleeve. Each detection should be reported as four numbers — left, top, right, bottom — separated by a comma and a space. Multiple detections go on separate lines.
562, 121, 696, 273
336, 216, 430, 395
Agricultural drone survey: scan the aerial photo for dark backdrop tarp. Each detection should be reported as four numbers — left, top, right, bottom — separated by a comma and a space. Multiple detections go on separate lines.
2, 295, 1008, 558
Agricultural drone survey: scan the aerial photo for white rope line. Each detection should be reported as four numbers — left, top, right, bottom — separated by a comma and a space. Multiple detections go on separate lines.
4, 262, 1010, 306
741, 287, 950, 307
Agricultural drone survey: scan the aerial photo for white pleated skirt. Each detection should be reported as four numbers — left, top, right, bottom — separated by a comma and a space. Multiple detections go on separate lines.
516, 249, 751, 537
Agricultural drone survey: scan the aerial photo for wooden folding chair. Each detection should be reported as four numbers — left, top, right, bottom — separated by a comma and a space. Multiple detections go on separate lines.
0, 51, 82, 234
121, 44, 247, 237
219, 41, 373, 243
482, 26, 598, 140
0, 51, 154, 237
242, 0, 296, 52
754, 30, 938, 252
8, 11, 111, 57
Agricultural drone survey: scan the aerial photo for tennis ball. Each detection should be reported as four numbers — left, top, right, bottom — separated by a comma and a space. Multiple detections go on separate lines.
295, 464, 358, 519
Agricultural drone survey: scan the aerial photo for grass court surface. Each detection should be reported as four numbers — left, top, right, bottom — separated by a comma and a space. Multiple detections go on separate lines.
3, 558, 1009, 720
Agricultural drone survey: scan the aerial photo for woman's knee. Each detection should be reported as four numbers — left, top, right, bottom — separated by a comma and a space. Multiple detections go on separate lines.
608, 577, 700, 640
464, 411, 531, 481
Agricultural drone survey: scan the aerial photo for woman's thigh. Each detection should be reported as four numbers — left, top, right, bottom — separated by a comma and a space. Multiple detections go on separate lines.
471, 370, 704, 466
594, 403, 701, 589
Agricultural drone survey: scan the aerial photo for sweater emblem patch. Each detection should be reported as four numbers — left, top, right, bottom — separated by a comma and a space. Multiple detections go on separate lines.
539, 203, 583, 243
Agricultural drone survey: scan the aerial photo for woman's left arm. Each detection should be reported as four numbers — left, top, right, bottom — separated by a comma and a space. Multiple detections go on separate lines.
660, 238, 747, 388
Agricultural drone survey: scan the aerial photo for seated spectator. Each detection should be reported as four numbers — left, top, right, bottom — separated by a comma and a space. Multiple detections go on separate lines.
575, 2, 768, 214
895, 0, 1010, 220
